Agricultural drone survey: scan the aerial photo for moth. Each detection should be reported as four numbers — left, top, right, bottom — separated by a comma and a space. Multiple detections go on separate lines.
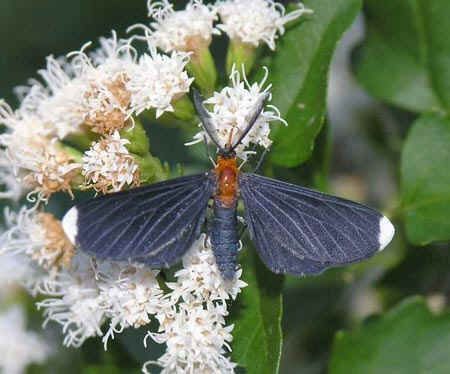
62, 91, 395, 280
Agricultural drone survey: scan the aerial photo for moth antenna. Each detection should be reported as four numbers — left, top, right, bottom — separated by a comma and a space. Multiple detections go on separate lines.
253, 147, 270, 173
193, 89, 223, 151
202, 134, 216, 166
230, 92, 270, 152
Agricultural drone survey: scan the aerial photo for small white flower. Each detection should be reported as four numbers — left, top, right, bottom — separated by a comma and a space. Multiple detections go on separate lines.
132, 0, 220, 53
31, 55, 88, 139
188, 65, 286, 159
1, 136, 81, 200
82, 131, 139, 193
216, 0, 312, 50
0, 99, 53, 139
97, 264, 165, 349
0, 206, 74, 295
71, 32, 137, 134
24, 142, 81, 199
37, 253, 106, 348
0, 203, 159, 351
88, 30, 137, 68
126, 46, 194, 118
0, 100, 82, 200
0, 306, 51, 374
169, 235, 247, 303
0, 150, 25, 201
145, 302, 236, 374
36, 254, 165, 349
0, 207, 75, 274
15, 33, 137, 139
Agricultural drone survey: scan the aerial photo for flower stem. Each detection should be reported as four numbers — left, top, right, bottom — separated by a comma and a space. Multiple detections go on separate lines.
226, 40, 256, 76
120, 119, 169, 183
187, 46, 217, 97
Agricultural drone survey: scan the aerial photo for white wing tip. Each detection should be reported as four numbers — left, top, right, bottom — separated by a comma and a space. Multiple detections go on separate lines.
378, 216, 395, 251
62, 206, 79, 245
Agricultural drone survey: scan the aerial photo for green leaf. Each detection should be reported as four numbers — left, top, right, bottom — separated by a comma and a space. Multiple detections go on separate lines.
330, 296, 450, 374
120, 120, 150, 157
268, 0, 362, 167
401, 111, 450, 245
356, 0, 450, 112
419, 1, 450, 110
230, 247, 284, 374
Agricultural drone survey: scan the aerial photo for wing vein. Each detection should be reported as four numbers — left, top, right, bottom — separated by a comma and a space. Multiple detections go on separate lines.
132, 185, 206, 255
263, 187, 365, 255
252, 188, 322, 259
249, 190, 311, 262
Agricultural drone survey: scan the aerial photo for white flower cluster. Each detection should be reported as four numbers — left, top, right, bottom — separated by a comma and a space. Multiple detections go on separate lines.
0, 31, 195, 200
0, 0, 302, 200
216, 0, 313, 50
0, 306, 51, 374
0, 209, 163, 350
98, 263, 166, 348
135, 0, 310, 52
0, 0, 295, 372
189, 65, 286, 158
0, 204, 246, 371
0, 214, 53, 373
37, 253, 165, 348
82, 131, 140, 193
21, 31, 156, 137
127, 46, 193, 118
0, 101, 81, 201
0, 207, 75, 295
144, 235, 246, 374
141, 0, 220, 52
37, 254, 106, 348
35, 237, 246, 369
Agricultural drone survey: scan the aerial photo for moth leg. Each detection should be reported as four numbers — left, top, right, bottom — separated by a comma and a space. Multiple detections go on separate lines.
253, 147, 270, 174
205, 215, 213, 237
237, 216, 248, 240
203, 135, 216, 167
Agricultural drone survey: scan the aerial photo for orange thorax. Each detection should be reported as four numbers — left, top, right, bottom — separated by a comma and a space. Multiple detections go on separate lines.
215, 156, 239, 207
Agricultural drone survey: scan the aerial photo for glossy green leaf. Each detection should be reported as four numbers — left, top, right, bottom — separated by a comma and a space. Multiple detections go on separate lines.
230, 247, 284, 374
401, 111, 450, 245
330, 297, 450, 374
268, 0, 362, 167
357, 0, 450, 112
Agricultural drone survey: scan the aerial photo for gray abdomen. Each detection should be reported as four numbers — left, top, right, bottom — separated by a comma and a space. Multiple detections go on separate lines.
210, 198, 239, 280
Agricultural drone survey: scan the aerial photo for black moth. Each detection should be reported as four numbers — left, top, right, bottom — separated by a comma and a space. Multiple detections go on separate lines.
62, 91, 395, 280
